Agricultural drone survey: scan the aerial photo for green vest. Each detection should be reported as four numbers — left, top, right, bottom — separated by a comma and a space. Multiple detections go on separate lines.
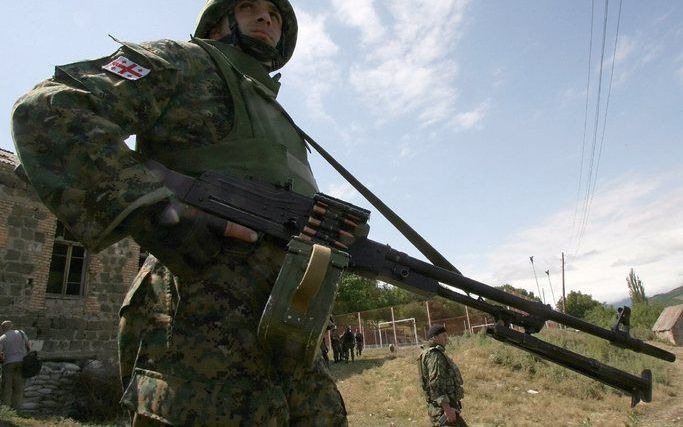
153, 38, 318, 196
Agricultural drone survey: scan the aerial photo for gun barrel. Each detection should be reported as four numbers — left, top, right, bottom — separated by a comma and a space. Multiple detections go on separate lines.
388, 248, 675, 362
487, 322, 652, 407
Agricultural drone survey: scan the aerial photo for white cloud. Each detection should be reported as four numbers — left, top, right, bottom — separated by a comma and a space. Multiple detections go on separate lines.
475, 171, 683, 304
335, 0, 476, 128
612, 32, 666, 85
331, 0, 385, 45
452, 101, 489, 130
492, 67, 506, 88
325, 181, 360, 202
283, 9, 340, 122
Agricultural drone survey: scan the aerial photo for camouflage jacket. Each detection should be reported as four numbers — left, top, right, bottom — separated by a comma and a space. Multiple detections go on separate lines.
11, 37, 317, 253
418, 343, 465, 408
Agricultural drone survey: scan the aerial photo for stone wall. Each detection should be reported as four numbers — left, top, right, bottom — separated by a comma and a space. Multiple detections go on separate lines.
22, 362, 81, 417
0, 148, 141, 363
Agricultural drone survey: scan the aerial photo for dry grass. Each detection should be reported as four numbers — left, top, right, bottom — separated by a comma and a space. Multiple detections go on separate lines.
331, 331, 681, 427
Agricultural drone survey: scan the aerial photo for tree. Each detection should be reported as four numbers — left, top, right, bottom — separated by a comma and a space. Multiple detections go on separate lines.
627, 268, 647, 305
333, 273, 379, 314
559, 291, 601, 319
497, 284, 542, 302
332, 274, 422, 314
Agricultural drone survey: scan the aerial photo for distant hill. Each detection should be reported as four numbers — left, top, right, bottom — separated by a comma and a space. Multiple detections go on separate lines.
607, 285, 683, 308
650, 285, 683, 307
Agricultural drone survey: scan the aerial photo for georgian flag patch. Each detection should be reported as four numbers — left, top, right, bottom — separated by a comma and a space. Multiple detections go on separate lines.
102, 56, 150, 80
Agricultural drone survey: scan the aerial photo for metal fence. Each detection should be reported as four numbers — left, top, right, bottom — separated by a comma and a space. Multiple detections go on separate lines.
327, 299, 494, 349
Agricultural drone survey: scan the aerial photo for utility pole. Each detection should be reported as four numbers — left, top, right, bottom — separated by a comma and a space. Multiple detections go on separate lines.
529, 256, 544, 303
545, 269, 556, 308
561, 252, 566, 314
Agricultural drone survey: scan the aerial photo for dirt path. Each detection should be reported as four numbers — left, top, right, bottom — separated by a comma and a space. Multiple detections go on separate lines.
635, 344, 682, 427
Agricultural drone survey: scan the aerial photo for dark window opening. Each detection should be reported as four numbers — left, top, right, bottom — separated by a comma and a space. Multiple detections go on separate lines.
47, 222, 87, 296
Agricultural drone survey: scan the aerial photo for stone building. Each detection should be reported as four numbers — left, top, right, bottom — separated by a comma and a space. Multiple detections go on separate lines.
0, 148, 142, 363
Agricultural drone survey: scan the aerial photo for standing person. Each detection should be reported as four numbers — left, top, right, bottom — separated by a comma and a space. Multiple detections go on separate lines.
331, 328, 342, 363
355, 329, 364, 357
0, 321, 30, 410
418, 324, 467, 427
341, 326, 355, 362
11, 1, 347, 425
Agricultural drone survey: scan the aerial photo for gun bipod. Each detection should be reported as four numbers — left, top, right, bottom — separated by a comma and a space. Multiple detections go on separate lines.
486, 321, 652, 407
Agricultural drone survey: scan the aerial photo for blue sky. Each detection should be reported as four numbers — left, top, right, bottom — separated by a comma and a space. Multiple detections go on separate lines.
2, 1, 682, 304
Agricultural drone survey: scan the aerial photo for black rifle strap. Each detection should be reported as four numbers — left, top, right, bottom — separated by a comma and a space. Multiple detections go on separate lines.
271, 100, 461, 276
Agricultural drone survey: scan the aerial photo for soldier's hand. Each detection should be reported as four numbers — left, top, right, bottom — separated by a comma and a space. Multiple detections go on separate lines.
442, 404, 458, 425
130, 197, 259, 273
157, 199, 257, 242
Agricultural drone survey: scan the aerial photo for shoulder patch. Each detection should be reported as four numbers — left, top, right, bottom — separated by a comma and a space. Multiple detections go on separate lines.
102, 56, 151, 80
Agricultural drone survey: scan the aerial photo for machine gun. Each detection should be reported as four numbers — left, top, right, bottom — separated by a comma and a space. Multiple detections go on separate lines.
145, 159, 674, 407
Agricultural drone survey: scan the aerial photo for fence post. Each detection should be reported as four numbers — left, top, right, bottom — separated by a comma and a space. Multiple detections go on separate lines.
413, 318, 419, 345
390, 306, 398, 347
425, 300, 432, 328
357, 312, 363, 337
465, 306, 472, 333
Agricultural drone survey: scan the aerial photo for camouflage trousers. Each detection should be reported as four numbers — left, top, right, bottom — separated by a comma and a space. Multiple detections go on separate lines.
119, 241, 347, 426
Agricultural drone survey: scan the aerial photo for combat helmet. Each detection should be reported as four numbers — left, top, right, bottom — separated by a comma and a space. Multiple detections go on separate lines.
194, 0, 297, 71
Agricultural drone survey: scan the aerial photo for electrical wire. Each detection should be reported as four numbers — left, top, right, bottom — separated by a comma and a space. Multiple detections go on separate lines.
575, 0, 610, 254
584, 0, 623, 224
572, 0, 595, 245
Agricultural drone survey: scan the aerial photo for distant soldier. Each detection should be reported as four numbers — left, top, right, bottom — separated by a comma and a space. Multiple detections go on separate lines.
331, 329, 342, 363
418, 324, 467, 427
355, 329, 364, 357
341, 326, 355, 362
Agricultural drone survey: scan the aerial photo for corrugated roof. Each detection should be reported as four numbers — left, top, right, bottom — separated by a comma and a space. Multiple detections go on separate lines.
652, 304, 683, 331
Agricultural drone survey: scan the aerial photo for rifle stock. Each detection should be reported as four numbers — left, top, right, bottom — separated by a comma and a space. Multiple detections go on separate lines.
145, 161, 675, 404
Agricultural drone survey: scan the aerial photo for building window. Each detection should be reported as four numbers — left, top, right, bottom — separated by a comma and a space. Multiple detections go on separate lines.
46, 222, 87, 296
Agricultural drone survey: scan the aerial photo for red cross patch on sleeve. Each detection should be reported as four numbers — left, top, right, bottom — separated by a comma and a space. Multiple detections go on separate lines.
102, 56, 151, 81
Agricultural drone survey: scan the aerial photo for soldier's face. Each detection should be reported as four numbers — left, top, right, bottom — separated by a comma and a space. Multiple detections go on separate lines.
234, 0, 282, 47
435, 332, 448, 346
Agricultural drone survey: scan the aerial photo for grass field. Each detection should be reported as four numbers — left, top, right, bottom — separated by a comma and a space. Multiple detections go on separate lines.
332, 330, 681, 426
1, 330, 680, 426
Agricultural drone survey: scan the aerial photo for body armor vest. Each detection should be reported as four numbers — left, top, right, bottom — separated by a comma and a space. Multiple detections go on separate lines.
154, 38, 318, 197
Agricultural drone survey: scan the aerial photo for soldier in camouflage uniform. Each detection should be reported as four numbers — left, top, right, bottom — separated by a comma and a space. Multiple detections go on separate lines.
418, 324, 467, 427
11, 0, 347, 425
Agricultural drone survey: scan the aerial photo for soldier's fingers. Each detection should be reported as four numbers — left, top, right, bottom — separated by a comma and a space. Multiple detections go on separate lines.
224, 221, 258, 242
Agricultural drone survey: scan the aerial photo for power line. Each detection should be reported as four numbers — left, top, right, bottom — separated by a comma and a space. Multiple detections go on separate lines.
584, 0, 623, 226
575, 0, 611, 254
572, 0, 595, 244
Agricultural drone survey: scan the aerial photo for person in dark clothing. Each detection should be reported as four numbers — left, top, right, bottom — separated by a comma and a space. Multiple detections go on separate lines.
341, 327, 355, 362
331, 329, 342, 363
354, 329, 364, 357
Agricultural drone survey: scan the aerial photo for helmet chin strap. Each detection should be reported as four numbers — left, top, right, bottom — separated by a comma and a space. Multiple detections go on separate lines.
222, 13, 284, 69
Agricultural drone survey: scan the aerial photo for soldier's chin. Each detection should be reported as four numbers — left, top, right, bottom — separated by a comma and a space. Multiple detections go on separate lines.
249, 32, 276, 47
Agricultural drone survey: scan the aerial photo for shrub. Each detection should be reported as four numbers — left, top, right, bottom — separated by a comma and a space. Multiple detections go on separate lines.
584, 304, 617, 329
70, 361, 127, 423
630, 302, 665, 330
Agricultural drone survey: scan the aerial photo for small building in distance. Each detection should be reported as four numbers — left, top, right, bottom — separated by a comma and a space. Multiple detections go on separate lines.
652, 304, 683, 346
0, 148, 142, 363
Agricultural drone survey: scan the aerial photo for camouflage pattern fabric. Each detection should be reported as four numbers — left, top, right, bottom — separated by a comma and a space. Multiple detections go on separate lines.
12, 35, 346, 426
418, 344, 466, 427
